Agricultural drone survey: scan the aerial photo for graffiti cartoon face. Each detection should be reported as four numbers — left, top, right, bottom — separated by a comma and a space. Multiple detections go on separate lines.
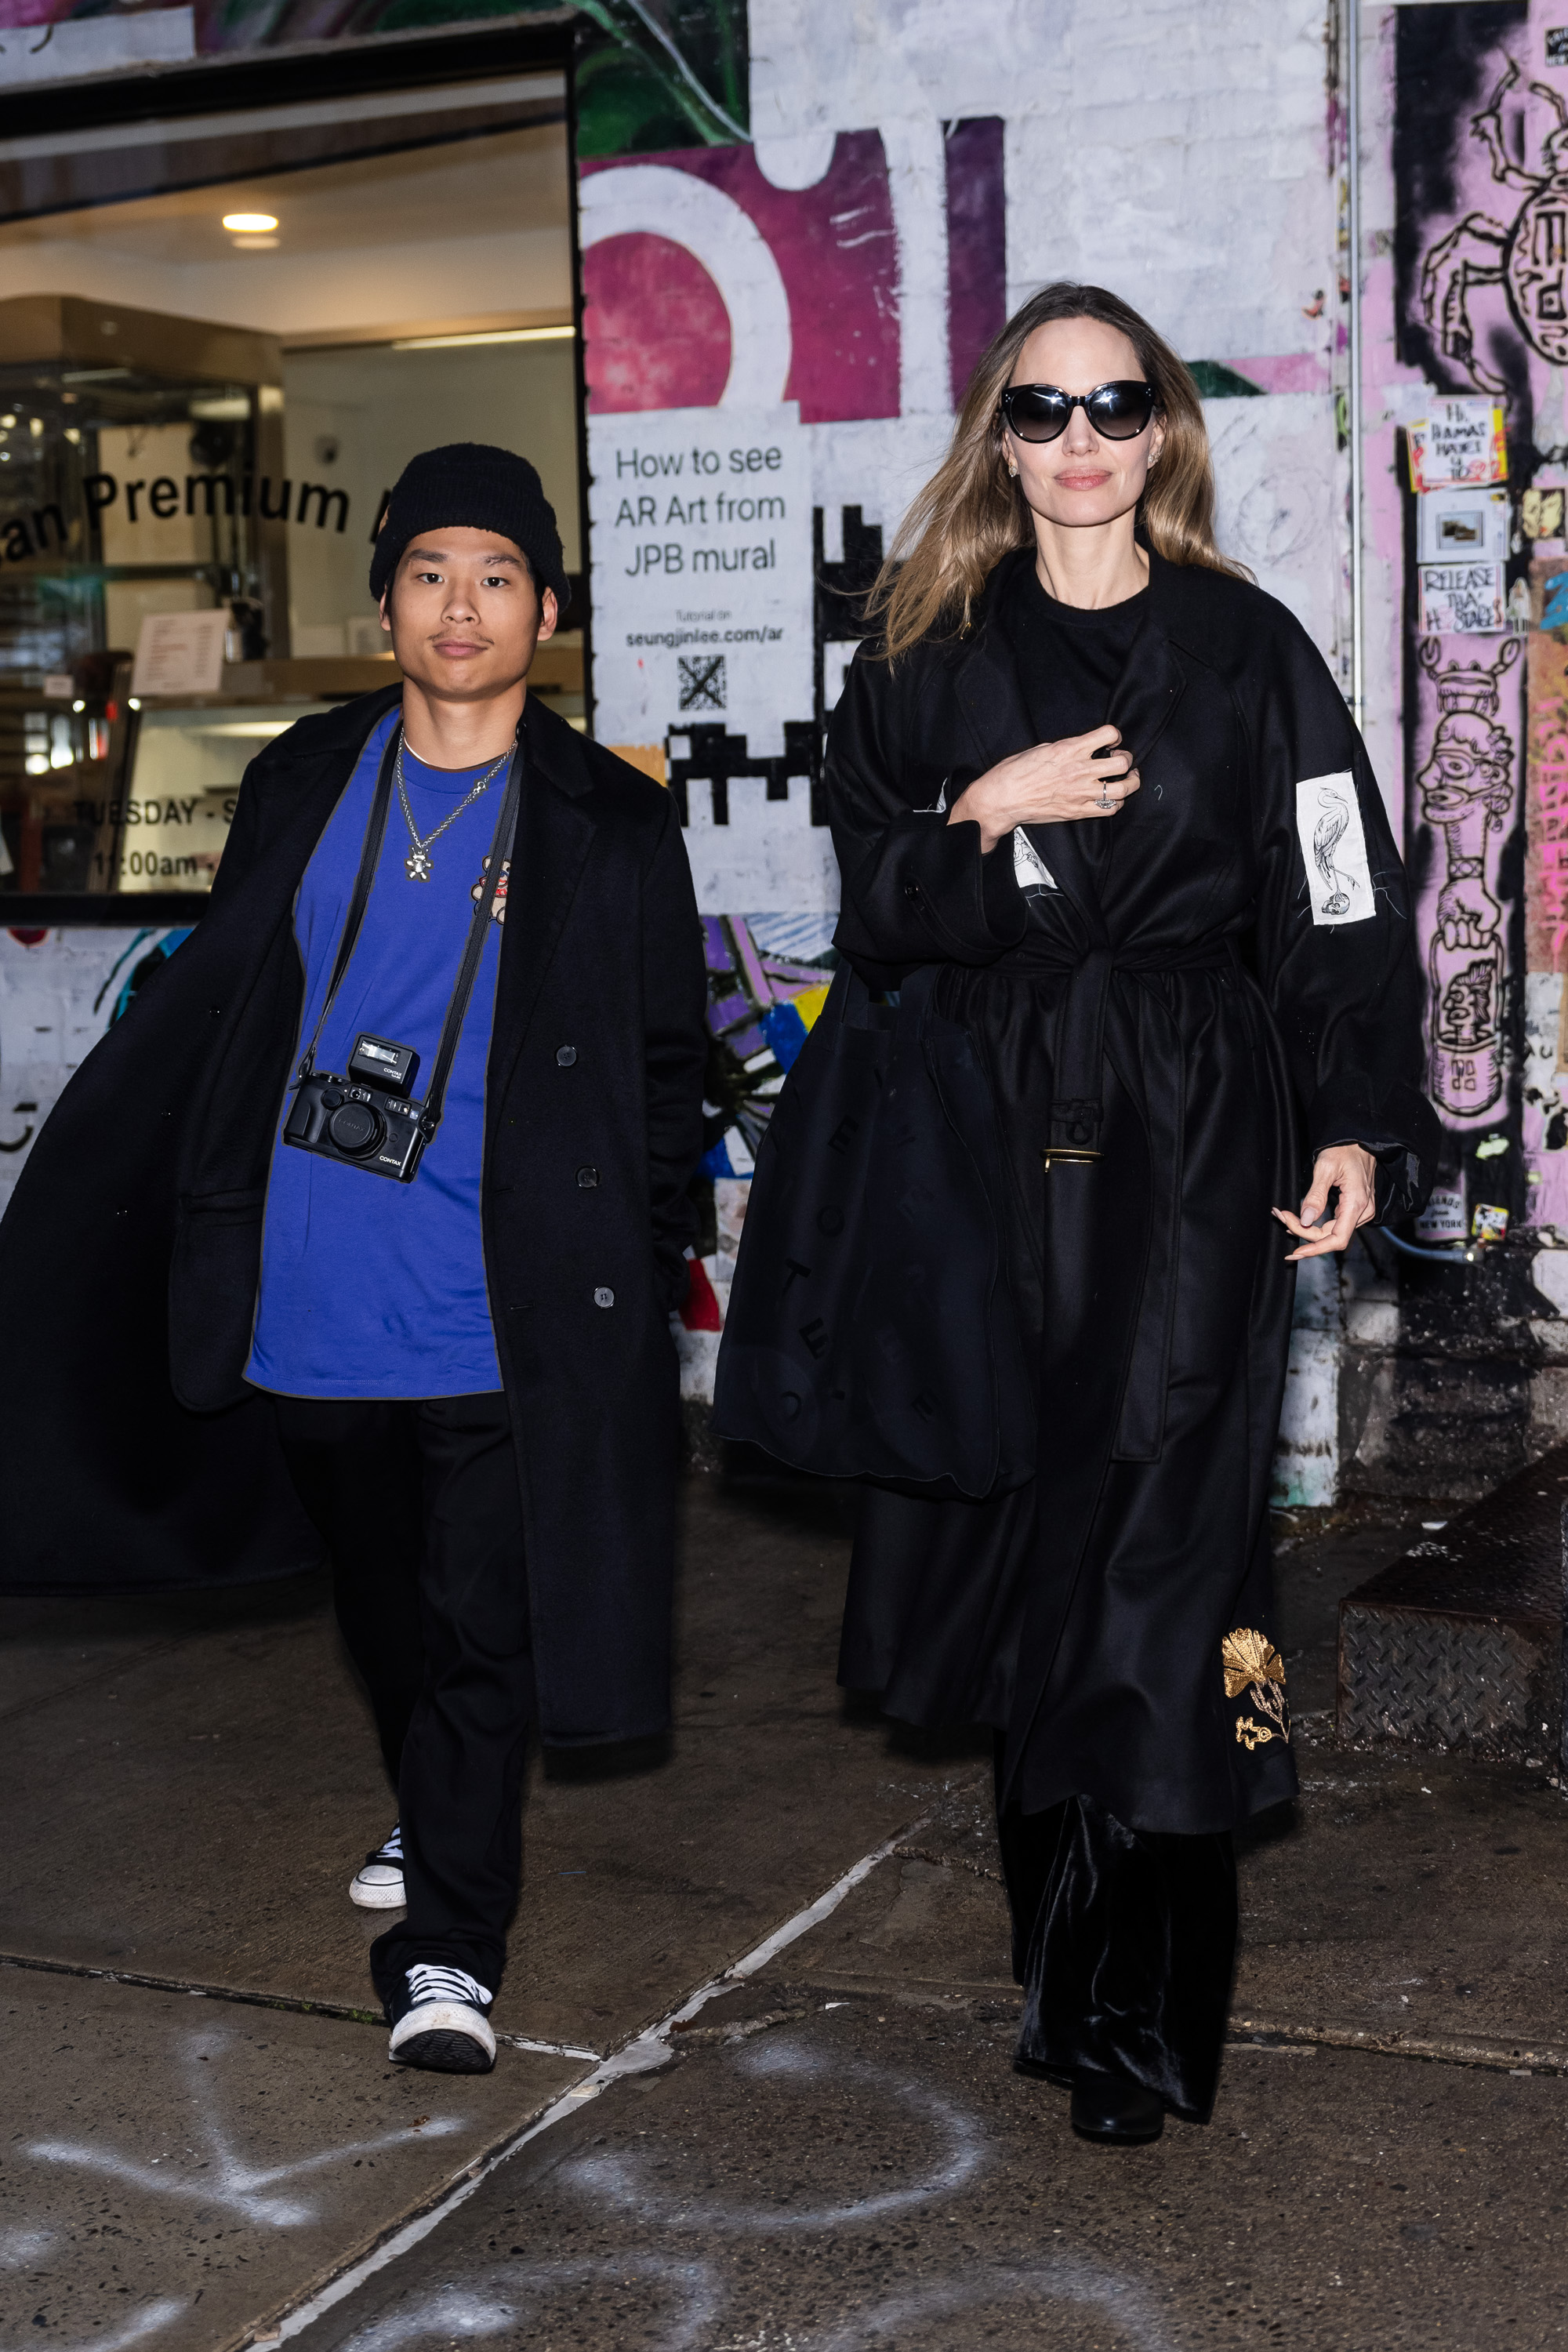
1416, 707, 1516, 828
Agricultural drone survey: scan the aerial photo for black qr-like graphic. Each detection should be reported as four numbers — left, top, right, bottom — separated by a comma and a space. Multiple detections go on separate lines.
1549, 29, 1568, 67
678, 655, 727, 711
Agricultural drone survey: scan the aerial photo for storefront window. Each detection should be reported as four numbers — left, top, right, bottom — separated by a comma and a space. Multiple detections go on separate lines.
0, 64, 581, 909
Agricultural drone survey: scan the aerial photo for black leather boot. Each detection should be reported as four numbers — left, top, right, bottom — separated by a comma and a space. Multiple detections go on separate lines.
1014, 2053, 1074, 2089
1069, 2067, 1165, 2144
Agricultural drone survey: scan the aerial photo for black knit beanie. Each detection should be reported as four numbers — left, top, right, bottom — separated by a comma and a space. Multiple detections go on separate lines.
369, 442, 570, 613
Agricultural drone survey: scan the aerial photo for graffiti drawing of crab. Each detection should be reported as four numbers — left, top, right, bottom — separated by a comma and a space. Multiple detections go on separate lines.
1422, 56, 1568, 391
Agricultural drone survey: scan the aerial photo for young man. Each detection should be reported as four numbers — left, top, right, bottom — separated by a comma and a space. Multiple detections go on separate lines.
0, 444, 708, 2072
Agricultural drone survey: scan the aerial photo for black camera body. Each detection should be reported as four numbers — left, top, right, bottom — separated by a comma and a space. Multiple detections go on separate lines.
284, 1033, 429, 1183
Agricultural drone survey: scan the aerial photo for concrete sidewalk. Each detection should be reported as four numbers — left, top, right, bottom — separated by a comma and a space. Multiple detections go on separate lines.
2, 1467, 1564, 2351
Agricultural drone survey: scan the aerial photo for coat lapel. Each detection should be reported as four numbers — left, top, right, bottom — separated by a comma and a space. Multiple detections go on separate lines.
949, 555, 1103, 932
229, 746, 372, 932
1106, 597, 1188, 769
224, 688, 403, 925
951, 575, 1036, 779
491, 700, 599, 1090
952, 545, 1196, 933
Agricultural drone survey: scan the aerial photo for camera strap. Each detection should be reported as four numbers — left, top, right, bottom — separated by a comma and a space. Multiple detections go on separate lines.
296, 718, 524, 1143
296, 720, 401, 1084
417, 746, 521, 1141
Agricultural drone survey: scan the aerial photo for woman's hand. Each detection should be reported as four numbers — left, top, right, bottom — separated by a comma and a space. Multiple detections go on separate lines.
947, 726, 1140, 852
1272, 1145, 1378, 1261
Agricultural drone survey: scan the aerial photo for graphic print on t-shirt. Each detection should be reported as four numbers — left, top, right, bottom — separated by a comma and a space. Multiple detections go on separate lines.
472, 858, 511, 923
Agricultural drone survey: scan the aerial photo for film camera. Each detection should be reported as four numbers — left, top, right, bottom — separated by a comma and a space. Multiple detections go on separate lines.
283, 1033, 431, 1182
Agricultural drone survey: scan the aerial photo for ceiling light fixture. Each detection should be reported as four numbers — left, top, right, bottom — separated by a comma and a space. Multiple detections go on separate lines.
390, 325, 577, 350
223, 212, 278, 233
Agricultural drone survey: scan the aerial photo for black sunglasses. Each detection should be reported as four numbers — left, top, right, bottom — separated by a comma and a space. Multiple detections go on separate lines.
1000, 380, 1159, 444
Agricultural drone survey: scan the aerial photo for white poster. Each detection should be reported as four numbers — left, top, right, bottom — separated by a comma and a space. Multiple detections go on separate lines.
1415, 485, 1511, 565
1406, 400, 1507, 492
1417, 561, 1507, 637
588, 404, 811, 756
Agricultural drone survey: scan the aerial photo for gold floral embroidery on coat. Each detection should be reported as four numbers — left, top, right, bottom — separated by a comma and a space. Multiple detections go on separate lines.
1223, 1628, 1290, 1749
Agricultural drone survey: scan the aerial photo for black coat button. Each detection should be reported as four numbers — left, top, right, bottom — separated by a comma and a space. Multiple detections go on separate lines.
577, 1166, 599, 1189
903, 881, 921, 901
557, 1045, 578, 1067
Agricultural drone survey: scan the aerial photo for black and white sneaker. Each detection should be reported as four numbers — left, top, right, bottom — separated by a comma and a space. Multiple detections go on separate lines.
350, 1824, 405, 1909
387, 1963, 496, 2073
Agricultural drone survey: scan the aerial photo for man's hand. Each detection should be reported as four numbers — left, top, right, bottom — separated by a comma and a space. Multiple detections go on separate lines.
1272, 1145, 1378, 1261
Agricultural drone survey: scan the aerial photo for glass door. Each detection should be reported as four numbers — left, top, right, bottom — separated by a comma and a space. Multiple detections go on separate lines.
0, 44, 582, 914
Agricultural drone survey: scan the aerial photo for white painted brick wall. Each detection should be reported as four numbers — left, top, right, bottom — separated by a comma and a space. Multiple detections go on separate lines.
752, 0, 1336, 365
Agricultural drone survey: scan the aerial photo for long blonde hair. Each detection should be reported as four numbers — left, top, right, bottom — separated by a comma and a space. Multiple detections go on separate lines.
868, 282, 1247, 659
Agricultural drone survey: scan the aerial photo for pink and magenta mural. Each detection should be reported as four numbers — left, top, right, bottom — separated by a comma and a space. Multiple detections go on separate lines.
1385, 0, 1568, 1243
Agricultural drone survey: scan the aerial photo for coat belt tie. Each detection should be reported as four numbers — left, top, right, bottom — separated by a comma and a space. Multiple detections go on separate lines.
1033, 935, 1240, 1461
1040, 938, 1237, 1168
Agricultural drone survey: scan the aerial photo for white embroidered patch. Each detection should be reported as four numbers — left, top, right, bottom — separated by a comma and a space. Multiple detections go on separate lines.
1295, 771, 1374, 926
1013, 827, 1058, 895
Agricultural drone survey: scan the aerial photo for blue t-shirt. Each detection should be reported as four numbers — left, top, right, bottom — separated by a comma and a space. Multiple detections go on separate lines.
246, 708, 510, 1399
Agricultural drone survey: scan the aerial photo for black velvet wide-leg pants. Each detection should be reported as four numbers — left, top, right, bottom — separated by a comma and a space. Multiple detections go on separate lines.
273, 1390, 533, 2005
996, 1763, 1238, 2124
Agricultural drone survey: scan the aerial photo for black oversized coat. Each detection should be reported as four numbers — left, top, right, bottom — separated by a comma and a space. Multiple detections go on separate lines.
826, 549, 1437, 1835
0, 684, 708, 1748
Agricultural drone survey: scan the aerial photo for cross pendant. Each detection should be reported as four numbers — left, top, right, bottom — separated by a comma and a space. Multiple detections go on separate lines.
405, 848, 433, 882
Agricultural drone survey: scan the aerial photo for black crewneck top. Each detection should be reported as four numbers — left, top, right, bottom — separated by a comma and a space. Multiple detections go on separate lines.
1000, 562, 1148, 744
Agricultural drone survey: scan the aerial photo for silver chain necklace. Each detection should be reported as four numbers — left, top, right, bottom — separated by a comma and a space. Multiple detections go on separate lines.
395, 731, 513, 883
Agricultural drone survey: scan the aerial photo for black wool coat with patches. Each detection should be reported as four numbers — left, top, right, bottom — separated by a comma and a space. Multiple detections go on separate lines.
0, 685, 709, 1748
824, 547, 1439, 1835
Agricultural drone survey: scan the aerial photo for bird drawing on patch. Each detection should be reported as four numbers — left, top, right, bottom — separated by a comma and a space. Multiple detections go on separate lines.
1312, 783, 1352, 918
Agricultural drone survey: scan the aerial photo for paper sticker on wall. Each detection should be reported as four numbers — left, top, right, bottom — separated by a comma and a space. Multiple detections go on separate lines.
1415, 485, 1511, 562
1522, 486, 1566, 542
1415, 1185, 1466, 1242
1418, 561, 1507, 636
1406, 399, 1507, 489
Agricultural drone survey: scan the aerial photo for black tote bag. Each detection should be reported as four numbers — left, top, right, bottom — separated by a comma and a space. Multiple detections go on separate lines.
713, 963, 1036, 1500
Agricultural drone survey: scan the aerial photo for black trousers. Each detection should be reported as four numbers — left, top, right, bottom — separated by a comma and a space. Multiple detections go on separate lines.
996, 1758, 1237, 2124
274, 1390, 532, 2005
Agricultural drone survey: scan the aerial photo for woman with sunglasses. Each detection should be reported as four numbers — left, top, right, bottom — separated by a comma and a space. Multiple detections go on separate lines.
820, 285, 1436, 2143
